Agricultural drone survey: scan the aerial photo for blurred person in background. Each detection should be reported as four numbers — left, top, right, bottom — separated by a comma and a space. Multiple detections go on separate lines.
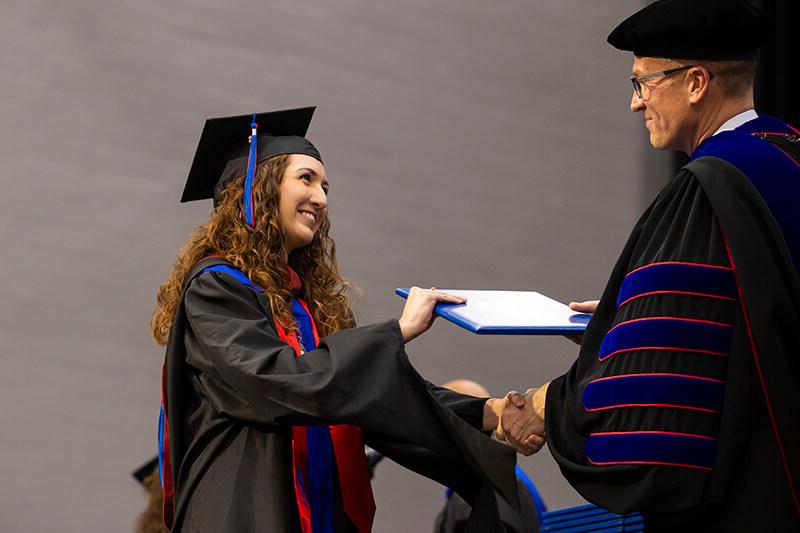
434, 379, 544, 533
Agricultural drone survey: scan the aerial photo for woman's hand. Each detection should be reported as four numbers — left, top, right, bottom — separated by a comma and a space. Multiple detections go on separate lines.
398, 287, 466, 343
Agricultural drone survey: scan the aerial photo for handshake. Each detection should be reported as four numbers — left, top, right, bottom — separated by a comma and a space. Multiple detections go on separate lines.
487, 383, 549, 456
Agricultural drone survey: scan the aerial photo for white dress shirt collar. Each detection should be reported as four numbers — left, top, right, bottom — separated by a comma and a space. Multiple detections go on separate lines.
712, 109, 758, 137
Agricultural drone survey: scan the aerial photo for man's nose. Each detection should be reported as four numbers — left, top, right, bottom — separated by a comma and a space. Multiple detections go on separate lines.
630, 91, 645, 112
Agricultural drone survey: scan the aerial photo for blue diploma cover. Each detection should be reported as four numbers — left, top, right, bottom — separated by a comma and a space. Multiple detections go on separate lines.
395, 288, 590, 335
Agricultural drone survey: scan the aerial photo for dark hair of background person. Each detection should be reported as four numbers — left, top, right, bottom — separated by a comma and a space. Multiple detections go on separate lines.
671, 0, 798, 173
134, 465, 168, 533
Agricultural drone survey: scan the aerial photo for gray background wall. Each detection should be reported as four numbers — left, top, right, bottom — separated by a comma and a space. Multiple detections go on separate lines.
1, 1, 669, 531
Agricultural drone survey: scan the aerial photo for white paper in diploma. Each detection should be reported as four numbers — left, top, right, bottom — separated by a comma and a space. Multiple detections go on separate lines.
395, 288, 591, 335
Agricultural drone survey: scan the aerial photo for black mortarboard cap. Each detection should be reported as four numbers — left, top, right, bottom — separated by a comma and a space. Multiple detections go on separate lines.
607, 0, 771, 60
132, 456, 159, 485
180, 107, 322, 205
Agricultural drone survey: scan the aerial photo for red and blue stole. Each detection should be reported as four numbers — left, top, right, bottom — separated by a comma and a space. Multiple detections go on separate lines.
274, 294, 376, 533
158, 367, 175, 527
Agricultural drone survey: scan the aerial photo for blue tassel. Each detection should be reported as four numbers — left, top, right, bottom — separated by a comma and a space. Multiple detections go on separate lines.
243, 114, 258, 227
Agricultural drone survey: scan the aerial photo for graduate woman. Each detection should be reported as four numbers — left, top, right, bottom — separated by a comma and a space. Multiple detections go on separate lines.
152, 108, 517, 532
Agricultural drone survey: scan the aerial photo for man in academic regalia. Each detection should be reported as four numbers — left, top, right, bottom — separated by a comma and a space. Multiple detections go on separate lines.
498, 1, 800, 531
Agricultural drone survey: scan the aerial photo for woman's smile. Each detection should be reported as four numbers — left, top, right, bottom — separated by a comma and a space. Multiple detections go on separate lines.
297, 209, 318, 225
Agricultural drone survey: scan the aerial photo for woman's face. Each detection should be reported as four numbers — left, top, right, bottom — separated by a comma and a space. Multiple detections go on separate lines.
278, 154, 329, 252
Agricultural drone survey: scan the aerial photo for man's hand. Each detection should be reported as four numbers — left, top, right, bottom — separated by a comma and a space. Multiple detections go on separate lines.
496, 384, 549, 456
569, 300, 599, 314
566, 300, 599, 345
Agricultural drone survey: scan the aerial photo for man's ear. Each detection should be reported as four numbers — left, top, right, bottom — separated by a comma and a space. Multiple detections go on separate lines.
687, 66, 712, 104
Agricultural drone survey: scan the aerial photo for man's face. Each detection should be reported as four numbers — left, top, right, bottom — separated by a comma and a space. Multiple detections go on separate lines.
630, 56, 694, 152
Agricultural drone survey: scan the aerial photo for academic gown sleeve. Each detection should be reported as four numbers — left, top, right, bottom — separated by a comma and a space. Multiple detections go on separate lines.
184, 271, 490, 448
185, 271, 416, 432
427, 384, 489, 431
545, 169, 738, 515
176, 268, 517, 525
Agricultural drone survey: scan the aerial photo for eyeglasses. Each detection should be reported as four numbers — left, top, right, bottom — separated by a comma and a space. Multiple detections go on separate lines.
630, 65, 713, 99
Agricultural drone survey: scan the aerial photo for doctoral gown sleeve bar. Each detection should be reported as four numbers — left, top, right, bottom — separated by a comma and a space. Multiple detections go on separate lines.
545, 171, 737, 513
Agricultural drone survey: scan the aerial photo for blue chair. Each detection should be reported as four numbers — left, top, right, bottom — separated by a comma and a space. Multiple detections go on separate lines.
540, 503, 643, 532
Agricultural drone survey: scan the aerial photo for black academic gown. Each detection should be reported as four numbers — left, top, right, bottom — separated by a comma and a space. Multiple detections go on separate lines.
546, 117, 800, 532
163, 258, 517, 532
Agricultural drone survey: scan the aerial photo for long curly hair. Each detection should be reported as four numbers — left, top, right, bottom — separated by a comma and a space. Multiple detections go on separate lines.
151, 154, 356, 345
